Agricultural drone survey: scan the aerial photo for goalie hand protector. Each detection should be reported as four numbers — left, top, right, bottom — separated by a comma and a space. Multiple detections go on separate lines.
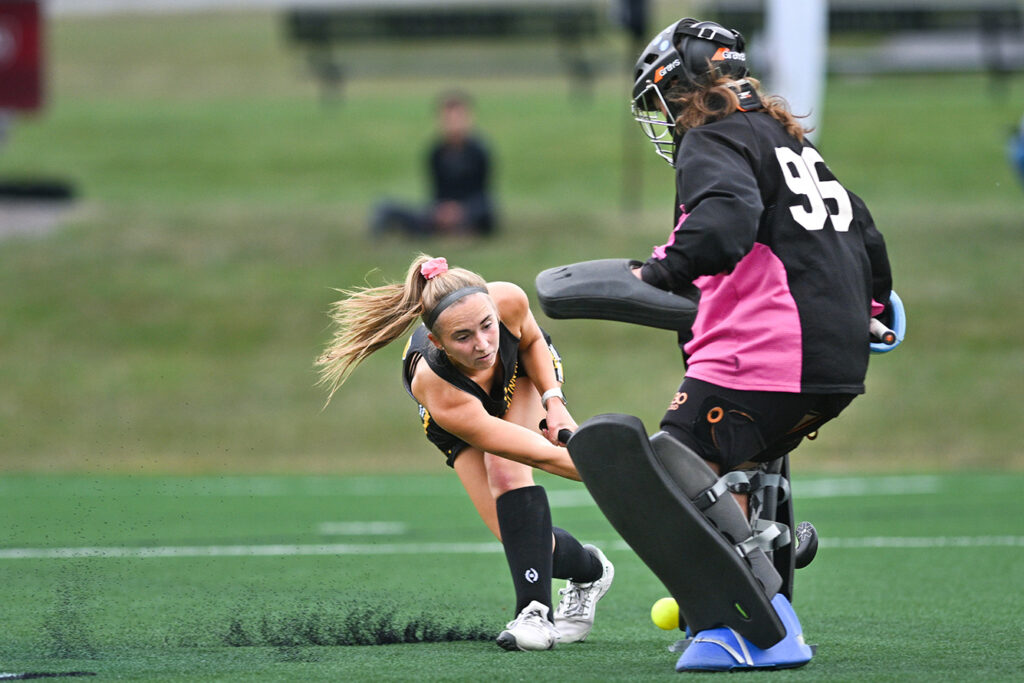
535, 258, 697, 332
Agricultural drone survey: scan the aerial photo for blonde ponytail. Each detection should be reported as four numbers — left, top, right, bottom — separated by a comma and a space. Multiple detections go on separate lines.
315, 254, 488, 403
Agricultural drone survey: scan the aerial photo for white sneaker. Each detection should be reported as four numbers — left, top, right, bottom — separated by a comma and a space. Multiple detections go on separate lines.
496, 600, 559, 651
553, 544, 614, 643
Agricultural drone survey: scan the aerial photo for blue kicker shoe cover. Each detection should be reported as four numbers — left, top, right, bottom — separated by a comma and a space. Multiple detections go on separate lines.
675, 595, 813, 672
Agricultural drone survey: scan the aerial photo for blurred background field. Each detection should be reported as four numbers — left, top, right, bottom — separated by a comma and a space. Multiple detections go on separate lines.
1, 2, 1022, 478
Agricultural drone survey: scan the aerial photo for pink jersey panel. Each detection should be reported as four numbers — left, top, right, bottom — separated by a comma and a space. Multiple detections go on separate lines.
652, 205, 689, 260
684, 243, 803, 392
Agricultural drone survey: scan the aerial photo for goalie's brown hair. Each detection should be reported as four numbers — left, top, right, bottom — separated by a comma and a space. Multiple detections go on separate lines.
669, 76, 810, 142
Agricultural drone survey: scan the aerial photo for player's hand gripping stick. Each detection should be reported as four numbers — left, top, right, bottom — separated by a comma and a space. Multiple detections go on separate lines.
539, 419, 573, 446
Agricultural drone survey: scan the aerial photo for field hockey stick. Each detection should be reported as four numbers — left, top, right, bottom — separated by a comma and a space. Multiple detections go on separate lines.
538, 419, 573, 446
870, 290, 906, 353
794, 520, 819, 569
869, 318, 896, 345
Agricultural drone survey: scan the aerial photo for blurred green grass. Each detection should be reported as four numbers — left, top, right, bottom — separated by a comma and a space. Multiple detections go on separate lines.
0, 11, 1022, 473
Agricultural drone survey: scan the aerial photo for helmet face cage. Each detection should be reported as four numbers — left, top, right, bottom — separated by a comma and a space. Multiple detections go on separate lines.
631, 81, 678, 166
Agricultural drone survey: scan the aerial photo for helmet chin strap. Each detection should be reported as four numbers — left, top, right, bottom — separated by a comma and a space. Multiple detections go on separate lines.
728, 79, 763, 112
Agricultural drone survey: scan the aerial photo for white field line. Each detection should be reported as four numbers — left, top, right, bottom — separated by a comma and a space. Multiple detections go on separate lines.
2, 536, 1023, 560
793, 475, 940, 498
0, 542, 502, 560
819, 535, 1024, 549
0, 477, 465, 498
0, 475, 943, 500
316, 521, 408, 535
49, 0, 585, 17
547, 476, 941, 508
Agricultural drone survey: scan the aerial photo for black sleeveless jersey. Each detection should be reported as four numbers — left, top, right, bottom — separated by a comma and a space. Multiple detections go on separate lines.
401, 322, 522, 466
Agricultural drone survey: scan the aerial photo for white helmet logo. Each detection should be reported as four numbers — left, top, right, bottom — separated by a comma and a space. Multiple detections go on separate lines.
654, 58, 681, 84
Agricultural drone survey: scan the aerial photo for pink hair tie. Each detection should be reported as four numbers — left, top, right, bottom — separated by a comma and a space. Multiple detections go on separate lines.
421, 257, 449, 280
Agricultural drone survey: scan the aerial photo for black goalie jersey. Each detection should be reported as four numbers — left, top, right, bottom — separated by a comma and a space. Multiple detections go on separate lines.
641, 111, 893, 394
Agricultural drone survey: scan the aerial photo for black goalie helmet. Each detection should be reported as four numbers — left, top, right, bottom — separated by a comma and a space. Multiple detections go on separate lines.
631, 18, 751, 165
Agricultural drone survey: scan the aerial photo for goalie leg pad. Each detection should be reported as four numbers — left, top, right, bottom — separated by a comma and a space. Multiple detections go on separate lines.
567, 413, 785, 649
648, 432, 784, 599
535, 258, 698, 331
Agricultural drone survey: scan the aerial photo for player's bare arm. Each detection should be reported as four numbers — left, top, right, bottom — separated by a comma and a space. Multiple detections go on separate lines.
489, 281, 576, 444
411, 364, 580, 481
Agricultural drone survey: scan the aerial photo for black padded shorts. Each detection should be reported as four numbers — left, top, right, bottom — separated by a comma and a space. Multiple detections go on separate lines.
659, 377, 855, 472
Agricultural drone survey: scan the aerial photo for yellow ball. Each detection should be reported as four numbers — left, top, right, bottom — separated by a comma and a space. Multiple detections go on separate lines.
650, 597, 680, 630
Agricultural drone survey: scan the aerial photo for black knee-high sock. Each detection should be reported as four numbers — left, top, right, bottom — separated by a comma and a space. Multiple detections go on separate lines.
495, 485, 553, 619
552, 527, 603, 582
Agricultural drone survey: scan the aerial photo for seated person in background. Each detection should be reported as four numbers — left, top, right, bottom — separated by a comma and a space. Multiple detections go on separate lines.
372, 91, 496, 238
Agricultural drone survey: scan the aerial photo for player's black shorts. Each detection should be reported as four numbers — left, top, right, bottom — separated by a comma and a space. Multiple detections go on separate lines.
659, 377, 855, 472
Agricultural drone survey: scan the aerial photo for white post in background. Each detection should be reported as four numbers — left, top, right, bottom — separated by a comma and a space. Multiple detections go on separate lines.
766, 0, 828, 142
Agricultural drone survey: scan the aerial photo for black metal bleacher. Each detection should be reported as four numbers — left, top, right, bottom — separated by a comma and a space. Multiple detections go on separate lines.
283, 1, 607, 99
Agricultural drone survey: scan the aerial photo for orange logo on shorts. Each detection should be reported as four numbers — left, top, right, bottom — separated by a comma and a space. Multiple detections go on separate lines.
667, 392, 688, 410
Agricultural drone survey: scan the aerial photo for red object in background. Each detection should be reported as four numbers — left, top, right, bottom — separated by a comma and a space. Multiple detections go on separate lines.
0, 0, 43, 111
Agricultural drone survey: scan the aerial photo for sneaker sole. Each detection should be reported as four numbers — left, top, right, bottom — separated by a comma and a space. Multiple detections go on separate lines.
496, 630, 555, 651
496, 631, 519, 651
